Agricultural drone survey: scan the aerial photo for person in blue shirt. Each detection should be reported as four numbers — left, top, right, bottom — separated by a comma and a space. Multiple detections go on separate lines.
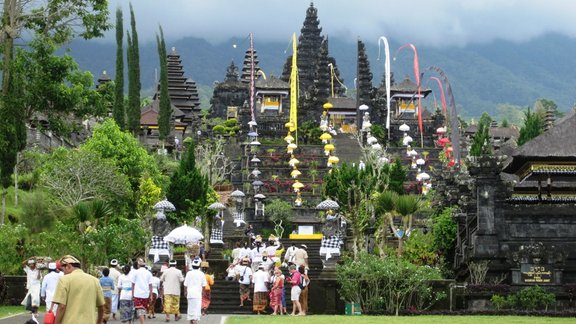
99, 267, 115, 323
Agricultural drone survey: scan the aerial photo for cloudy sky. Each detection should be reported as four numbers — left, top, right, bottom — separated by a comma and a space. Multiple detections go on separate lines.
108, 0, 576, 47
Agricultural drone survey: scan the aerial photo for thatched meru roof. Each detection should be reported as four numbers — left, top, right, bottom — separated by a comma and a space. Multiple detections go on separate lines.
503, 109, 576, 175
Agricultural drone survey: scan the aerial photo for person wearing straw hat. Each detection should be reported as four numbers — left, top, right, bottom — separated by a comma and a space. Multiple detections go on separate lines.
235, 257, 253, 307
160, 259, 184, 322
52, 255, 105, 324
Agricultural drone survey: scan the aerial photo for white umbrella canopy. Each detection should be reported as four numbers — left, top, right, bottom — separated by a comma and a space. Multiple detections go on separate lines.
164, 224, 203, 244
230, 190, 246, 198
154, 199, 176, 211
208, 202, 226, 210
316, 199, 340, 210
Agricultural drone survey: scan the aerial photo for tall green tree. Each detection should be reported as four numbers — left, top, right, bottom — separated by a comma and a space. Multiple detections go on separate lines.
0, 0, 109, 223
166, 140, 211, 225
80, 119, 163, 216
469, 112, 492, 156
112, 7, 125, 129
126, 3, 141, 135
156, 26, 171, 150
517, 108, 545, 146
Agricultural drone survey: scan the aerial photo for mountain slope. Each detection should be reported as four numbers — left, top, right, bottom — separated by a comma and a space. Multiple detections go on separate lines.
66, 33, 576, 118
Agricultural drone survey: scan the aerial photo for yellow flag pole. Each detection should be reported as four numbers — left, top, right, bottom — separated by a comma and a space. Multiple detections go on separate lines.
290, 33, 298, 143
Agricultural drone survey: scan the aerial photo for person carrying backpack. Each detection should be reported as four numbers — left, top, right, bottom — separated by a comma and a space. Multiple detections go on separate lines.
298, 265, 310, 315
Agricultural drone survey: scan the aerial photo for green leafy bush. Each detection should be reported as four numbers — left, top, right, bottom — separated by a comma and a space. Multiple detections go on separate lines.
490, 286, 555, 311
431, 207, 457, 252
0, 225, 29, 274
337, 252, 443, 315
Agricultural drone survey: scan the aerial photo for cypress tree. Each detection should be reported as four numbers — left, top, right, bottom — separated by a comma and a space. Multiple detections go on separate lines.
112, 7, 125, 129
166, 140, 209, 224
126, 3, 141, 135
517, 108, 545, 146
156, 26, 171, 149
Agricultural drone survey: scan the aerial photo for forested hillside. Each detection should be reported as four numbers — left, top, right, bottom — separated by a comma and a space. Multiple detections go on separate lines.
68, 32, 576, 119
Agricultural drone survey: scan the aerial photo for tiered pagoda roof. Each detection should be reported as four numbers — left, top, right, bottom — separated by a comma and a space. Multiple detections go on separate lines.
241, 47, 261, 84
154, 47, 201, 123
503, 109, 576, 203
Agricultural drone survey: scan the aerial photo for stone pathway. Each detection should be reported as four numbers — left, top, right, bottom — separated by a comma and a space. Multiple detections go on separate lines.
0, 312, 226, 324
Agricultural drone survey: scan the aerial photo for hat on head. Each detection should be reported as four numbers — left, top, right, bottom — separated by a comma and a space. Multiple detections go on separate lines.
255, 235, 262, 242
137, 258, 146, 266
27, 259, 36, 265
48, 262, 56, 270
200, 261, 209, 268
191, 258, 201, 268
60, 255, 80, 265
169, 260, 177, 266
301, 244, 307, 249
110, 259, 118, 266
268, 234, 277, 241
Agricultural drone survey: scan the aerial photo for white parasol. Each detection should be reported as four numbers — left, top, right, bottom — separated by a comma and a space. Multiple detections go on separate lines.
153, 199, 176, 211
164, 224, 203, 244
208, 202, 226, 210
316, 199, 340, 210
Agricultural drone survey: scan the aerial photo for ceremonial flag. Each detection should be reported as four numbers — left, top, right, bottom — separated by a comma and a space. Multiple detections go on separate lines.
289, 32, 298, 133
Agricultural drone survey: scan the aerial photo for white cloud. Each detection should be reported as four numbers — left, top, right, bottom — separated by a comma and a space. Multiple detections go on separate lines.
107, 0, 576, 46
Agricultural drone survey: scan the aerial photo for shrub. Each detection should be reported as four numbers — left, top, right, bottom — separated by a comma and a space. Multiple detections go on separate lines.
490, 286, 555, 311
337, 252, 443, 315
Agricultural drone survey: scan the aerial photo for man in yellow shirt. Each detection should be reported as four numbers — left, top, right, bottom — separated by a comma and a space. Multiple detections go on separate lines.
52, 255, 105, 324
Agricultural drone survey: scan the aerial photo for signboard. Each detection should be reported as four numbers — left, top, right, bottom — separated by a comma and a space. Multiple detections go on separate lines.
520, 264, 553, 283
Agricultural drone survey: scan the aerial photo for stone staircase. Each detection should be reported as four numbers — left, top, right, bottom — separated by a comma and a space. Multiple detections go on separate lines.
203, 237, 323, 314
331, 133, 363, 165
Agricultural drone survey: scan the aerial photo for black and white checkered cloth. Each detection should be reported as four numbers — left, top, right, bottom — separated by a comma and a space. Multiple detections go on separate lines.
321, 235, 343, 249
151, 235, 169, 250
210, 228, 223, 242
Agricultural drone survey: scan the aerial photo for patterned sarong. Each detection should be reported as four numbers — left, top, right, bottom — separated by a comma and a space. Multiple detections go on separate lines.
202, 289, 211, 310
253, 291, 268, 312
133, 297, 149, 310
163, 294, 180, 315
119, 299, 134, 323
103, 297, 112, 321
147, 293, 157, 315
269, 287, 283, 309
239, 284, 250, 301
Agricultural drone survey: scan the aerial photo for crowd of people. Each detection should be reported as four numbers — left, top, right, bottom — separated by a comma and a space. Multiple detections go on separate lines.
21, 254, 214, 324
226, 235, 310, 315
19, 235, 311, 323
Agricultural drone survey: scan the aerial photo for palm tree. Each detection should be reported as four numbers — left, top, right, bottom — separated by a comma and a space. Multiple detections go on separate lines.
390, 194, 421, 254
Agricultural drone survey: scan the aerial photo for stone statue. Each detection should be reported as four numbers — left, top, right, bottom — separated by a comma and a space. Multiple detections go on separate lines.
362, 112, 371, 130
320, 211, 345, 263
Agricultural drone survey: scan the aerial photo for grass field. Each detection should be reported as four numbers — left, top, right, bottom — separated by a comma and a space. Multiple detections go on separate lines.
0, 306, 26, 319
225, 315, 575, 324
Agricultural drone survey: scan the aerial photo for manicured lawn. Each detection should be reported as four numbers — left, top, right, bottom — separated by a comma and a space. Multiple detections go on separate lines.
0, 306, 26, 319
225, 315, 575, 324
